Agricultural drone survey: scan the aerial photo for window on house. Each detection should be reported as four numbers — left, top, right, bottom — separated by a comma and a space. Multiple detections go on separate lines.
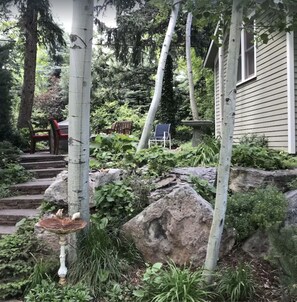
237, 25, 256, 82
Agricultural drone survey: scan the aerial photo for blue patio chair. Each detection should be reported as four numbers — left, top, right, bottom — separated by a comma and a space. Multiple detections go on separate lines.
148, 123, 172, 149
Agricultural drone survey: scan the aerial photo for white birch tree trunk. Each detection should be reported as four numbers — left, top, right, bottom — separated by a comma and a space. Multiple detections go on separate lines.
203, 0, 243, 283
67, 0, 94, 259
137, 0, 180, 151
186, 12, 199, 120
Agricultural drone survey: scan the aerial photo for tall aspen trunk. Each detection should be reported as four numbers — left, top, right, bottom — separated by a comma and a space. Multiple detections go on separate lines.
68, 0, 94, 260
137, 0, 180, 151
186, 12, 199, 120
17, 5, 38, 129
203, 0, 242, 283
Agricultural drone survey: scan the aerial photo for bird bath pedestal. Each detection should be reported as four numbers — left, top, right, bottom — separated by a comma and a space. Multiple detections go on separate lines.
181, 120, 213, 147
38, 216, 87, 285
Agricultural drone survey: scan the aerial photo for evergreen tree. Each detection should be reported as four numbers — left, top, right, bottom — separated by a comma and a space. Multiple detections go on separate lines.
0, 43, 13, 140
159, 54, 177, 134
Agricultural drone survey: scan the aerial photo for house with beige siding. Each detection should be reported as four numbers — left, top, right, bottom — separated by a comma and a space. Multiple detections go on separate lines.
204, 25, 296, 153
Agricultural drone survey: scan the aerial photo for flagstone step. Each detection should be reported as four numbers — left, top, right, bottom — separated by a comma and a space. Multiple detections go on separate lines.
0, 194, 44, 210
20, 153, 66, 163
0, 209, 40, 225
21, 160, 66, 170
28, 167, 65, 178
10, 178, 53, 195
0, 225, 17, 238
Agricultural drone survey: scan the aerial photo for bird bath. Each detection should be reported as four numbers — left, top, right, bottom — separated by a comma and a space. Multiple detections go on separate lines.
38, 215, 87, 285
181, 120, 213, 146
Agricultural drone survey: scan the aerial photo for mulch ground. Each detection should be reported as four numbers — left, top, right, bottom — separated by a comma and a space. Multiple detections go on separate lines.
218, 246, 286, 302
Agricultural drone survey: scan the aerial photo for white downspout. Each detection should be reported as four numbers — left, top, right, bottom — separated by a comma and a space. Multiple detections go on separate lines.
287, 20, 296, 154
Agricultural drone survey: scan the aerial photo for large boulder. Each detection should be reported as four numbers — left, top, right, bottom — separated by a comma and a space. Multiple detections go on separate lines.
229, 167, 297, 193
122, 183, 234, 267
150, 167, 217, 203
43, 169, 123, 206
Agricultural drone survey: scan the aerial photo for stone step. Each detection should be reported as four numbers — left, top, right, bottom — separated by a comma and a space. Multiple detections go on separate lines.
0, 194, 44, 210
20, 153, 66, 163
21, 160, 66, 170
10, 178, 53, 195
0, 225, 17, 237
0, 209, 39, 225
28, 167, 65, 179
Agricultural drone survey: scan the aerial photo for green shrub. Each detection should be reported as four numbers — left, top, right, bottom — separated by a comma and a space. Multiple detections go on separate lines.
0, 219, 41, 300
191, 176, 216, 204
90, 132, 138, 169
94, 180, 137, 227
225, 186, 287, 241
133, 146, 177, 176
269, 226, 297, 299
133, 262, 214, 302
0, 163, 32, 185
24, 280, 92, 302
216, 264, 256, 302
239, 133, 268, 148
0, 141, 21, 168
176, 136, 220, 167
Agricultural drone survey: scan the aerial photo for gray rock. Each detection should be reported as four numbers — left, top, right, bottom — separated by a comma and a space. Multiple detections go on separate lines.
285, 189, 297, 225
172, 167, 217, 185
43, 169, 124, 206
229, 167, 297, 193
122, 183, 234, 267
242, 230, 270, 258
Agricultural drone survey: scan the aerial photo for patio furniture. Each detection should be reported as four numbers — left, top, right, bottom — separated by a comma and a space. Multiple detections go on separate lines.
49, 118, 68, 155
148, 123, 172, 149
103, 121, 133, 135
27, 121, 50, 154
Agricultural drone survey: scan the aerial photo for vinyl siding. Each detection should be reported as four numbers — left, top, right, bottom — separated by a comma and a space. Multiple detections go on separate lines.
215, 30, 288, 151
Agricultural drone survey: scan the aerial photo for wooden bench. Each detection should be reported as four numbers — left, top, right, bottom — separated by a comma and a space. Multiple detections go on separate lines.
103, 121, 133, 135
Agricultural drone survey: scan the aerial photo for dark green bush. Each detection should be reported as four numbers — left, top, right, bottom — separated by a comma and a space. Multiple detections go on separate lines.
232, 135, 297, 170
0, 141, 20, 168
0, 219, 41, 300
225, 186, 287, 241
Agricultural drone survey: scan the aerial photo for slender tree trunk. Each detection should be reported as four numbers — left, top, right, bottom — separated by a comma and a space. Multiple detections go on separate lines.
186, 12, 199, 120
137, 0, 180, 151
17, 5, 38, 128
203, 0, 243, 283
68, 0, 94, 260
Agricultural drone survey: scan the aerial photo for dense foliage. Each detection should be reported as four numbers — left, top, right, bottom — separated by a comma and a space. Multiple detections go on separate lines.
0, 219, 42, 299
225, 186, 287, 241
0, 141, 32, 198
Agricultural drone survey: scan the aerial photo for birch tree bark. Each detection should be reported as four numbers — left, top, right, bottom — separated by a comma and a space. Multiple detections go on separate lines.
203, 0, 243, 283
137, 0, 181, 151
67, 0, 94, 256
186, 12, 199, 120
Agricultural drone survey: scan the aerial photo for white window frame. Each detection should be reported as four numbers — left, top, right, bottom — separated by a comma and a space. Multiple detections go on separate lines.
237, 21, 257, 85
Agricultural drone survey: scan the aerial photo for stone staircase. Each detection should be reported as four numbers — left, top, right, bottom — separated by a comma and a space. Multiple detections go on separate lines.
0, 153, 67, 237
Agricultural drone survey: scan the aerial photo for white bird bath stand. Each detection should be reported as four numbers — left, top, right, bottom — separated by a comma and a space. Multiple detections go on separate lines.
38, 216, 87, 285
